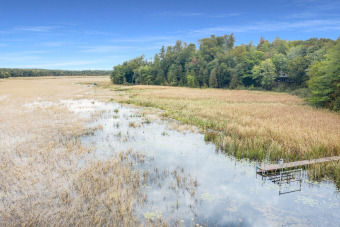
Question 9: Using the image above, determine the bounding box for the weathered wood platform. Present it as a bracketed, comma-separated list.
[257, 156, 340, 172]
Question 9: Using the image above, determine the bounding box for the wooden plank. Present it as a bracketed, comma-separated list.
[258, 156, 340, 172]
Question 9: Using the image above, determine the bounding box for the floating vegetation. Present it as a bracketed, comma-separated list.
[83, 124, 103, 136]
[296, 196, 319, 207]
[161, 131, 169, 136]
[129, 121, 140, 128]
[200, 193, 216, 202]
[144, 118, 152, 124]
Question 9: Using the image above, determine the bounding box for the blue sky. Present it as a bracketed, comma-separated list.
[0, 0, 339, 70]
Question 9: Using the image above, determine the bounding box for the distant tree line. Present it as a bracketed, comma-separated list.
[0, 68, 111, 78]
[0, 71, 11, 78]
[110, 34, 340, 111]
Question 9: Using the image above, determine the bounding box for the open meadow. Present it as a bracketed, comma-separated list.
[1, 76, 340, 226]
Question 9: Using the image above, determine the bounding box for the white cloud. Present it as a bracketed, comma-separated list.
[0, 51, 49, 61]
[79, 45, 134, 53]
[286, 12, 318, 19]
[156, 12, 205, 17]
[110, 35, 182, 43]
[18, 60, 103, 69]
[190, 19, 340, 35]
[155, 12, 240, 18]
[0, 31, 10, 34]
[0, 55, 42, 61]
[15, 26, 59, 32]
[40, 41, 73, 47]
[211, 13, 241, 18]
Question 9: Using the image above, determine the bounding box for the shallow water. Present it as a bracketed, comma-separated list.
[56, 99, 340, 226]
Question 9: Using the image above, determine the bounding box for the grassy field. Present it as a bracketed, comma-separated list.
[104, 85, 340, 159]
[99, 82, 340, 184]
[0, 77, 161, 226]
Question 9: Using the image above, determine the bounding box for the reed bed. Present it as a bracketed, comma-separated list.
[113, 85, 340, 160]
[0, 77, 161, 226]
[106, 84, 340, 185]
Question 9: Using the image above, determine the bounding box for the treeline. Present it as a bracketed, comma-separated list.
[110, 34, 340, 111]
[0, 71, 11, 78]
[0, 68, 111, 77]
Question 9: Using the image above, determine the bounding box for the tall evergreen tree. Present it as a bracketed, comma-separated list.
[209, 69, 218, 88]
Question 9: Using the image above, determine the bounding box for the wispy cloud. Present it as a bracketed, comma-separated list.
[0, 30, 11, 34]
[155, 12, 240, 18]
[18, 60, 103, 69]
[110, 36, 181, 43]
[79, 45, 134, 53]
[211, 13, 241, 18]
[0, 51, 49, 61]
[286, 0, 340, 10]
[82, 30, 111, 36]
[156, 12, 205, 17]
[293, 0, 321, 5]
[40, 41, 73, 47]
[286, 12, 319, 19]
[15, 26, 59, 32]
[190, 19, 340, 35]
[0, 55, 42, 61]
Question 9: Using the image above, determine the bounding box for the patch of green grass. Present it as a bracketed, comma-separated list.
[161, 131, 168, 136]
[204, 131, 218, 143]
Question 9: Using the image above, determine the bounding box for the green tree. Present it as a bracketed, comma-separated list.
[168, 64, 178, 85]
[187, 70, 199, 88]
[203, 68, 210, 87]
[251, 59, 276, 90]
[154, 70, 166, 85]
[272, 37, 289, 55]
[287, 56, 309, 86]
[229, 76, 239, 89]
[308, 39, 340, 110]
[272, 53, 288, 74]
[209, 69, 218, 88]
[197, 67, 204, 87]
[0, 71, 11, 78]
[287, 45, 306, 60]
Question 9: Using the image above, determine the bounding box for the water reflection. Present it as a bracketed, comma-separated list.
[62, 99, 340, 226]
[257, 169, 303, 195]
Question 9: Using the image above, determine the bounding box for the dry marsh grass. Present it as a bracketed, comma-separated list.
[112, 85, 340, 161]
[0, 77, 160, 226]
[107, 85, 340, 185]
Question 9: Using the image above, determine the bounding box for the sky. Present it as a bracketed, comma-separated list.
[0, 0, 339, 70]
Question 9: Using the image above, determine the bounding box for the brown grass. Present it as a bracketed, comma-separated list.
[108, 85, 340, 162]
[0, 77, 154, 226]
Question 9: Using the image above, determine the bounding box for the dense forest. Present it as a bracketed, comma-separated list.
[0, 71, 11, 78]
[110, 35, 340, 111]
[0, 68, 110, 78]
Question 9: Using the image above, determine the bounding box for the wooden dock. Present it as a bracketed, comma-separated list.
[257, 156, 340, 172]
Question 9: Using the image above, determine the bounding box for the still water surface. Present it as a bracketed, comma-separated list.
[61, 99, 340, 226]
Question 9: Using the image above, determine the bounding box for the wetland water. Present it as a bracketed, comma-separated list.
[46, 99, 340, 226]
